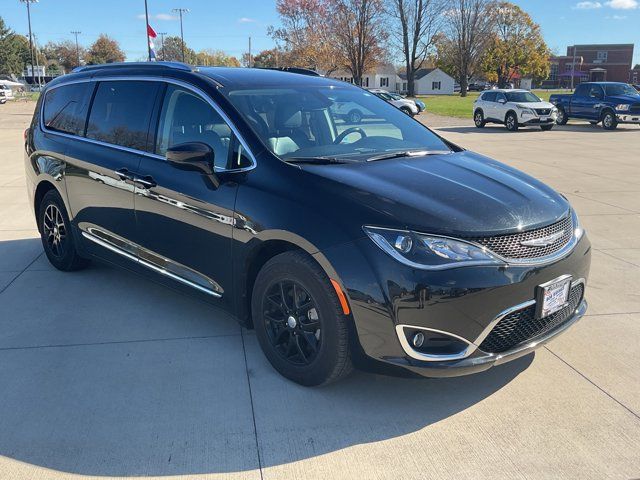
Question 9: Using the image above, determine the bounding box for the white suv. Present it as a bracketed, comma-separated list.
[473, 89, 557, 131]
[367, 89, 419, 117]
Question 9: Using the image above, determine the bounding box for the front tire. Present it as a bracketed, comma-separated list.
[474, 110, 486, 128]
[602, 111, 618, 130]
[505, 112, 519, 131]
[38, 189, 89, 271]
[400, 106, 414, 117]
[252, 251, 352, 386]
[347, 109, 362, 124]
[556, 108, 568, 125]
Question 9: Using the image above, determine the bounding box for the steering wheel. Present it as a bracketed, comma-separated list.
[334, 127, 367, 145]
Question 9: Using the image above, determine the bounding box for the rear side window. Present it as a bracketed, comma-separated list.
[574, 84, 589, 97]
[482, 92, 496, 102]
[43, 82, 93, 136]
[86, 81, 160, 152]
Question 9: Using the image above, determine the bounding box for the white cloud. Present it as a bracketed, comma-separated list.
[136, 13, 178, 21]
[606, 13, 629, 17]
[238, 17, 257, 23]
[605, 0, 638, 8]
[573, 1, 602, 9]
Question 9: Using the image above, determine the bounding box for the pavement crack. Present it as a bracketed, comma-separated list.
[0, 251, 44, 296]
[545, 346, 640, 421]
[241, 328, 264, 480]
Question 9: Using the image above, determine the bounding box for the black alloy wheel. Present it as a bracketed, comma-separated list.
[38, 189, 89, 271]
[252, 251, 352, 386]
[263, 279, 321, 366]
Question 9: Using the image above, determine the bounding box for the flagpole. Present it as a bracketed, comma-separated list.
[144, 0, 151, 61]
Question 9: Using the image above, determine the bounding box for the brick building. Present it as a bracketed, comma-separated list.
[545, 44, 634, 87]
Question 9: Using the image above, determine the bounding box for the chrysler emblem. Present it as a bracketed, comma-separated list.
[520, 230, 565, 247]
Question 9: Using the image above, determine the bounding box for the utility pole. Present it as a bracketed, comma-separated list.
[172, 8, 189, 63]
[71, 31, 81, 68]
[144, 0, 152, 61]
[248, 36, 252, 68]
[158, 32, 167, 61]
[19, 0, 37, 87]
[570, 45, 577, 91]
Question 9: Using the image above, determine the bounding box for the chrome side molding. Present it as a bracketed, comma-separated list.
[81, 226, 223, 298]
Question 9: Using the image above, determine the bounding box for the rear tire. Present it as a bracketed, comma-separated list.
[601, 111, 618, 130]
[505, 112, 519, 131]
[474, 110, 486, 128]
[251, 251, 352, 386]
[38, 189, 89, 271]
[556, 108, 568, 125]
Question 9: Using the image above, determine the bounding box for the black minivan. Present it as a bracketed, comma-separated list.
[25, 62, 590, 386]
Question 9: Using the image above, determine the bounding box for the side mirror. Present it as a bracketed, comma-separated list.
[166, 142, 219, 188]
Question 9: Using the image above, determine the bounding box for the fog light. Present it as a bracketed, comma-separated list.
[394, 235, 413, 253]
[412, 332, 425, 348]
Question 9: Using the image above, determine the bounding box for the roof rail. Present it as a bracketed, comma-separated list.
[72, 61, 196, 74]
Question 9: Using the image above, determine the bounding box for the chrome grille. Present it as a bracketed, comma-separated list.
[467, 215, 573, 260]
[631, 103, 640, 113]
[479, 283, 584, 353]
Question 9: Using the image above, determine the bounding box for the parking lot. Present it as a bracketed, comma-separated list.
[0, 100, 639, 479]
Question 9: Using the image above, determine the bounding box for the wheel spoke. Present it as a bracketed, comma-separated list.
[279, 281, 291, 311]
[299, 331, 318, 353]
[294, 335, 308, 362]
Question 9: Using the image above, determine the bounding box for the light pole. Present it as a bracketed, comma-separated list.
[172, 8, 189, 63]
[19, 0, 38, 87]
[158, 32, 167, 61]
[144, 0, 152, 61]
[71, 31, 81, 68]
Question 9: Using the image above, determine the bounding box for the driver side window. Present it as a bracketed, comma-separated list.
[156, 85, 232, 170]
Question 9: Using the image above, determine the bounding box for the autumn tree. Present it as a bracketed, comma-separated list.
[480, 2, 550, 87]
[195, 49, 240, 67]
[438, 0, 495, 96]
[330, 0, 387, 85]
[43, 40, 86, 72]
[271, 0, 339, 72]
[253, 48, 280, 68]
[158, 36, 196, 64]
[85, 34, 125, 64]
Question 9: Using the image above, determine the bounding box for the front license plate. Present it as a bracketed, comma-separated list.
[539, 116, 549, 121]
[536, 275, 572, 319]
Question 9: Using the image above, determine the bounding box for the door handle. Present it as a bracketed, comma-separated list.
[115, 168, 135, 181]
[133, 175, 157, 189]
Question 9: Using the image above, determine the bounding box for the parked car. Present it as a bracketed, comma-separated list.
[388, 91, 425, 113]
[550, 82, 640, 130]
[0, 84, 13, 100]
[0, 90, 6, 104]
[468, 82, 491, 92]
[25, 62, 590, 386]
[367, 88, 419, 116]
[473, 89, 558, 131]
[454, 83, 461, 93]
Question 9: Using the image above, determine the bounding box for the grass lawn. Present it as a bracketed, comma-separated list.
[416, 89, 570, 118]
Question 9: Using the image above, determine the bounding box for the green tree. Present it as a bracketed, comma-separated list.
[85, 34, 125, 64]
[0, 17, 31, 76]
[158, 35, 196, 64]
[480, 2, 550, 88]
[43, 39, 86, 72]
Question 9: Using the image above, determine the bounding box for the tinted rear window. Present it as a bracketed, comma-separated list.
[482, 92, 496, 102]
[43, 82, 93, 136]
[86, 81, 160, 152]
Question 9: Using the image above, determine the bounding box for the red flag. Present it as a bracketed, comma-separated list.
[147, 24, 157, 38]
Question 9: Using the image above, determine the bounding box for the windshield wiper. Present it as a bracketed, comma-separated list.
[366, 150, 452, 162]
[285, 156, 358, 165]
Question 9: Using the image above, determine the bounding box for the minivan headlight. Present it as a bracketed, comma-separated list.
[364, 227, 504, 270]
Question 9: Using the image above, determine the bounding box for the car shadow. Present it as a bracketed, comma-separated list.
[0, 238, 532, 476]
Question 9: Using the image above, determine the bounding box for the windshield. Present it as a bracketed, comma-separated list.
[225, 86, 450, 161]
[505, 91, 541, 103]
[603, 83, 639, 97]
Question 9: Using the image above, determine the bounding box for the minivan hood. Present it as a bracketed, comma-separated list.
[301, 151, 570, 236]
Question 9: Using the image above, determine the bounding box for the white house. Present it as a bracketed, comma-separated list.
[329, 64, 403, 92]
[400, 68, 456, 95]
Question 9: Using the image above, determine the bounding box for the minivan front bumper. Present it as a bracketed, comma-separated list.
[318, 232, 591, 378]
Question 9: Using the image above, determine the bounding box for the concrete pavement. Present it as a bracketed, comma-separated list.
[0, 102, 639, 479]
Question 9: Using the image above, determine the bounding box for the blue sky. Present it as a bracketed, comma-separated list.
[2, 0, 639, 65]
